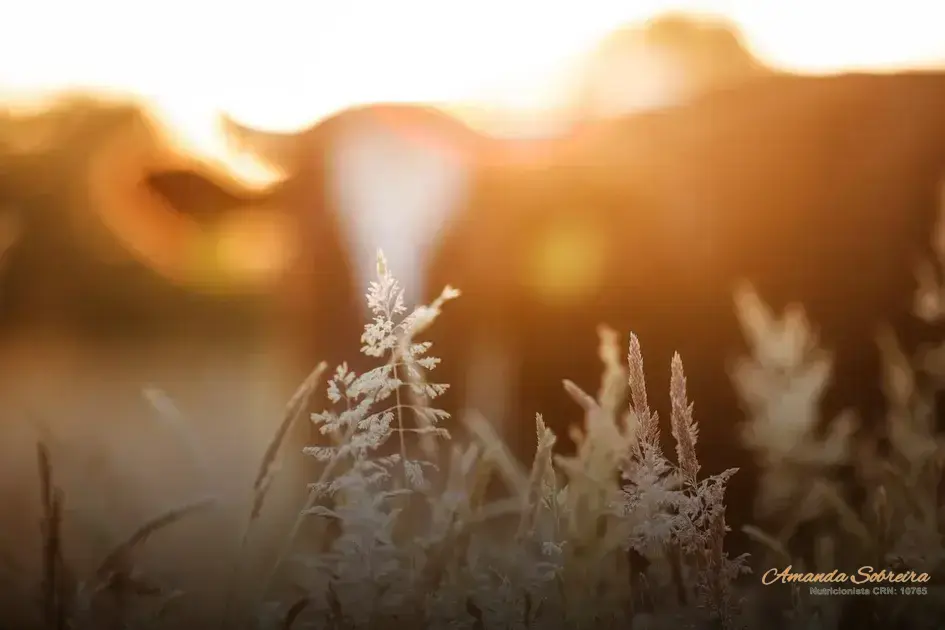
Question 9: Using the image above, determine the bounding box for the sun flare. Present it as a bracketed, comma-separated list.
[2, 0, 945, 184]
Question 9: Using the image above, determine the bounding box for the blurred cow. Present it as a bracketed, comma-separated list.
[221, 104, 566, 377]
[216, 13, 775, 464]
[574, 11, 771, 118]
[426, 71, 945, 562]
[0, 93, 307, 627]
[215, 11, 771, 387]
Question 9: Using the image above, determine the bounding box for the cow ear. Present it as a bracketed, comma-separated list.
[87, 105, 296, 292]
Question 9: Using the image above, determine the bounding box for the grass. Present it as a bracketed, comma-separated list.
[2, 244, 945, 630]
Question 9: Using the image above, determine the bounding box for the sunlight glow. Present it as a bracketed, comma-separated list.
[526, 220, 607, 305]
[2, 0, 945, 183]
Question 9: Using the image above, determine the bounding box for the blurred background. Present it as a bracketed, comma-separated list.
[4, 0, 945, 184]
[2, 1, 945, 626]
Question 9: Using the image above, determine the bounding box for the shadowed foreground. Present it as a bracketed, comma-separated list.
[0, 94, 311, 628]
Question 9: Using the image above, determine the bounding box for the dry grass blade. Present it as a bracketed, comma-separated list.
[37, 439, 72, 630]
[327, 581, 345, 628]
[466, 597, 484, 630]
[150, 590, 185, 622]
[142, 387, 211, 481]
[252, 361, 328, 519]
[741, 525, 792, 564]
[523, 591, 533, 627]
[879, 461, 939, 525]
[563, 379, 600, 416]
[463, 409, 529, 499]
[37, 439, 53, 516]
[94, 496, 215, 583]
[254, 363, 364, 611]
[281, 596, 311, 630]
[221, 361, 328, 630]
[813, 480, 873, 551]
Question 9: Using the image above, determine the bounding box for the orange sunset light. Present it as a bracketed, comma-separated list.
[2, 0, 944, 183]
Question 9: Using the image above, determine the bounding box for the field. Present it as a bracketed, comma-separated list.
[2, 243, 945, 630]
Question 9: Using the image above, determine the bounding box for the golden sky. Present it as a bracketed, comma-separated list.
[2, 0, 944, 181]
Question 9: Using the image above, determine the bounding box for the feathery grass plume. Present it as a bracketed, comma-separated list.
[665, 349, 748, 629]
[549, 328, 638, 629]
[826, 226, 945, 628]
[621, 333, 683, 585]
[516, 414, 558, 541]
[731, 283, 856, 537]
[669, 354, 699, 486]
[246, 249, 761, 629]
[865, 328, 945, 629]
[891, 187, 945, 586]
[628, 333, 661, 457]
[875, 330, 944, 532]
[731, 282, 867, 611]
[547, 328, 748, 629]
[733, 275, 945, 628]
[270, 249, 461, 627]
[620, 336, 682, 558]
